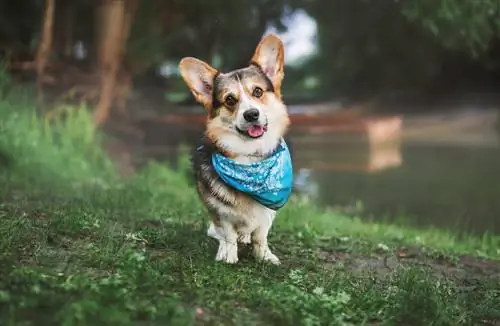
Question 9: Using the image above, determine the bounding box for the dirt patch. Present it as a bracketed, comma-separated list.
[319, 245, 500, 282]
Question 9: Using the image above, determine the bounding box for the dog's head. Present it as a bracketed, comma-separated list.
[179, 33, 290, 159]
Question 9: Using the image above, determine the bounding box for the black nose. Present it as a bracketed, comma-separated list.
[243, 108, 260, 122]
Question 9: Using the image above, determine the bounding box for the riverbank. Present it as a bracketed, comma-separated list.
[1, 91, 499, 325]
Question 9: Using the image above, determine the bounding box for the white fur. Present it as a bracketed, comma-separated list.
[207, 201, 280, 265]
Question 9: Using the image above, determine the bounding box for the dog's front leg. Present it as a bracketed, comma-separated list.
[209, 220, 239, 264]
[252, 211, 280, 265]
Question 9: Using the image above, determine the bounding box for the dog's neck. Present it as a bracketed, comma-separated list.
[205, 136, 280, 164]
[232, 152, 271, 164]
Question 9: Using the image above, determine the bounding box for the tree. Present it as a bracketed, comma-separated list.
[297, 0, 443, 97]
[401, 0, 500, 57]
[153, 0, 287, 70]
[93, 0, 138, 126]
[35, 0, 55, 105]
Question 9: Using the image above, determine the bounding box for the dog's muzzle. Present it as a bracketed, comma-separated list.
[237, 109, 267, 138]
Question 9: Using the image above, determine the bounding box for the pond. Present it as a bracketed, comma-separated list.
[136, 106, 500, 235]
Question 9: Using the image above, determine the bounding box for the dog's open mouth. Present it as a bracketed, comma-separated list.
[237, 124, 268, 139]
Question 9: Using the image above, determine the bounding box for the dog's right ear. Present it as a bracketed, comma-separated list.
[179, 57, 218, 108]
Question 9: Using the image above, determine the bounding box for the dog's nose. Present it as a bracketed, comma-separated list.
[243, 108, 260, 122]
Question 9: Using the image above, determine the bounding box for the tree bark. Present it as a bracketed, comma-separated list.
[35, 0, 56, 105]
[93, 0, 126, 126]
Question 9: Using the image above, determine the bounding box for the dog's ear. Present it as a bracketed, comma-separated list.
[179, 57, 218, 108]
[251, 33, 285, 90]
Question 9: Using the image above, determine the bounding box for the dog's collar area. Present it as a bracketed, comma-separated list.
[210, 138, 293, 210]
[198, 135, 278, 160]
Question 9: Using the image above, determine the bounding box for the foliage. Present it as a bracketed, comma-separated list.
[401, 0, 500, 57]
[293, 0, 446, 97]
[0, 1, 41, 48]
[159, 0, 287, 71]
[3, 0, 500, 100]
[0, 91, 116, 189]
[0, 60, 12, 95]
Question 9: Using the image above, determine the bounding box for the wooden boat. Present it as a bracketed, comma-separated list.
[142, 111, 403, 144]
[138, 109, 404, 173]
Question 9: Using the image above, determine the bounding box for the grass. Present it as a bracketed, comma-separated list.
[0, 84, 500, 325]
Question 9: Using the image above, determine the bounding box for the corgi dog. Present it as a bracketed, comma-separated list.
[178, 33, 293, 265]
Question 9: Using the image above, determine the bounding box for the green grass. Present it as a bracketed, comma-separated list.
[0, 86, 500, 326]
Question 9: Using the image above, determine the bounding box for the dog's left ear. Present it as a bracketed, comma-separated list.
[251, 33, 285, 90]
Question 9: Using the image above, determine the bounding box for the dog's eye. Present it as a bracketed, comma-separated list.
[224, 95, 237, 107]
[252, 87, 263, 98]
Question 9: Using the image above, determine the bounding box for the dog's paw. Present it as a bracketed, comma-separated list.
[216, 242, 239, 264]
[237, 233, 251, 244]
[218, 254, 239, 264]
[254, 246, 281, 265]
[261, 252, 281, 265]
[216, 251, 239, 264]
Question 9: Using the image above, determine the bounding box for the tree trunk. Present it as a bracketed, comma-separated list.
[93, 0, 126, 126]
[35, 0, 56, 105]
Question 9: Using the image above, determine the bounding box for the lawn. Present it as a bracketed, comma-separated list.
[0, 85, 499, 326]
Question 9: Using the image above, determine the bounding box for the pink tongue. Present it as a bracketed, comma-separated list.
[247, 125, 265, 137]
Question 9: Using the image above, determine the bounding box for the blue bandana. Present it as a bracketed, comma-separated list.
[211, 139, 293, 210]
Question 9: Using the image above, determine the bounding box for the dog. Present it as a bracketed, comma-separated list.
[178, 33, 293, 265]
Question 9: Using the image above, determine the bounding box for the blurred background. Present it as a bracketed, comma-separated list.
[2, 0, 500, 234]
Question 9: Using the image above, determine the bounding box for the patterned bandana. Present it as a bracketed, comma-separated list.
[211, 139, 293, 210]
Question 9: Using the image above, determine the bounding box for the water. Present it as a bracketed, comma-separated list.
[137, 107, 500, 235]
[312, 144, 500, 234]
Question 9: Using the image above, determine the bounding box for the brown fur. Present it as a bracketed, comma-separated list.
[179, 33, 290, 264]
